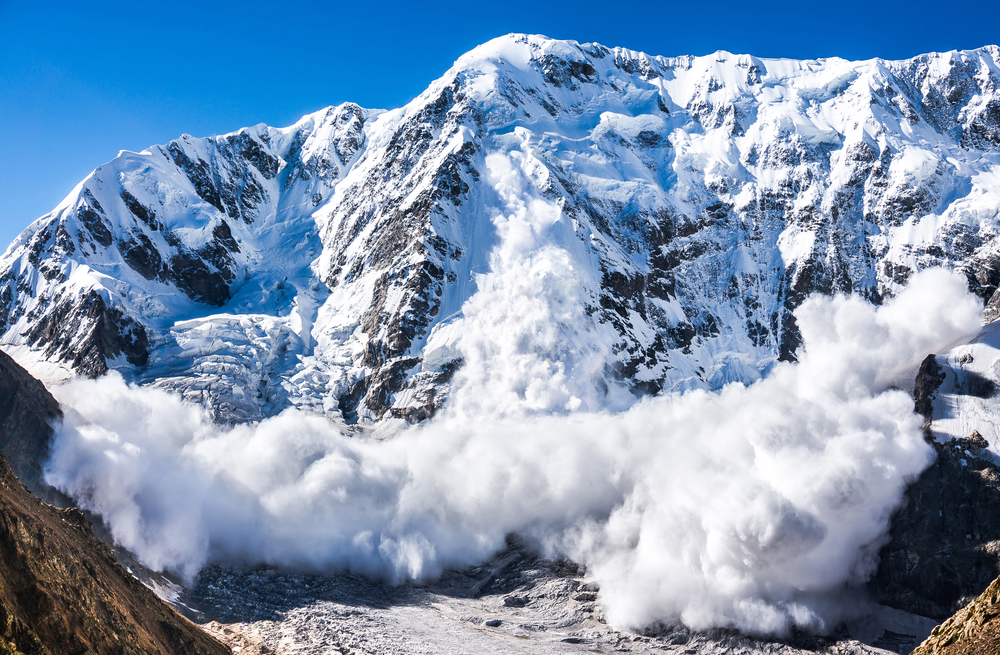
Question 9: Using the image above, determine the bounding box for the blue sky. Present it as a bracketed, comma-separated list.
[1, 0, 997, 248]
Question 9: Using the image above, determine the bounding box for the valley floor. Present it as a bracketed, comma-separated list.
[176, 541, 932, 655]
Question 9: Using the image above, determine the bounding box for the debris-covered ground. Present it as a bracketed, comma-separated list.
[182, 538, 931, 655]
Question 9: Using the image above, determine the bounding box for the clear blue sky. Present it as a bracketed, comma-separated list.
[1, 0, 997, 249]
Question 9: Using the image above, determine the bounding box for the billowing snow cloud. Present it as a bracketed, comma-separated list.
[43, 267, 982, 635]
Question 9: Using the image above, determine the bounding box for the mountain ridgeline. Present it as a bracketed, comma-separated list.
[3, 35, 1000, 423]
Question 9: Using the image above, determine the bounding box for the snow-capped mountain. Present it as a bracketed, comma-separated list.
[3, 34, 1000, 423]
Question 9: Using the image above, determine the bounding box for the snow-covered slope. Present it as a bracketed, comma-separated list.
[921, 319, 1000, 452]
[4, 34, 1000, 423]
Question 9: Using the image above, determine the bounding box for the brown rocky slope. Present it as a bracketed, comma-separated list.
[912, 574, 1000, 655]
[0, 348, 229, 655]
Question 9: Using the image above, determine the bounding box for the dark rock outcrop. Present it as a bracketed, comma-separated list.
[868, 359, 1000, 620]
[0, 350, 63, 504]
[24, 290, 149, 377]
[914, 354, 947, 424]
[868, 433, 1000, 620]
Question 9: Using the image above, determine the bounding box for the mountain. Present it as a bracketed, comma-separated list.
[0, 349, 229, 655]
[3, 34, 1000, 426]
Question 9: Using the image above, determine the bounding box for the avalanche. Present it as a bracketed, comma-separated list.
[45, 269, 982, 634]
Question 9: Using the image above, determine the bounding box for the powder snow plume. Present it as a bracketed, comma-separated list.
[44, 268, 980, 635]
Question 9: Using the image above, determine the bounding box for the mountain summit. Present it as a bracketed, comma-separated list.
[3, 34, 1000, 423]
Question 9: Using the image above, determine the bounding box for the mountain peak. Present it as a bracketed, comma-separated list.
[3, 37, 1000, 423]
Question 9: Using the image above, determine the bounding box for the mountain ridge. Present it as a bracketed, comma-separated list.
[4, 33, 1000, 425]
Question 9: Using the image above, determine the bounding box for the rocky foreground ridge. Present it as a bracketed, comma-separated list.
[0, 349, 229, 655]
[4, 35, 1000, 423]
[911, 574, 1000, 655]
[913, 578, 1000, 655]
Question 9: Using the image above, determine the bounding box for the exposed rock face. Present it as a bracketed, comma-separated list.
[0, 350, 62, 502]
[0, 451, 230, 655]
[868, 430, 1000, 620]
[912, 574, 1000, 655]
[5, 36, 1000, 426]
[868, 347, 1000, 622]
[913, 354, 947, 424]
[24, 290, 150, 378]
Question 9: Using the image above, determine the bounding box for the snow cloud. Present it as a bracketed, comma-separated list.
[43, 267, 982, 635]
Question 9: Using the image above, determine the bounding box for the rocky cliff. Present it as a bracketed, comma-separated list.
[0, 350, 62, 502]
[912, 573, 1000, 654]
[0, 351, 229, 655]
